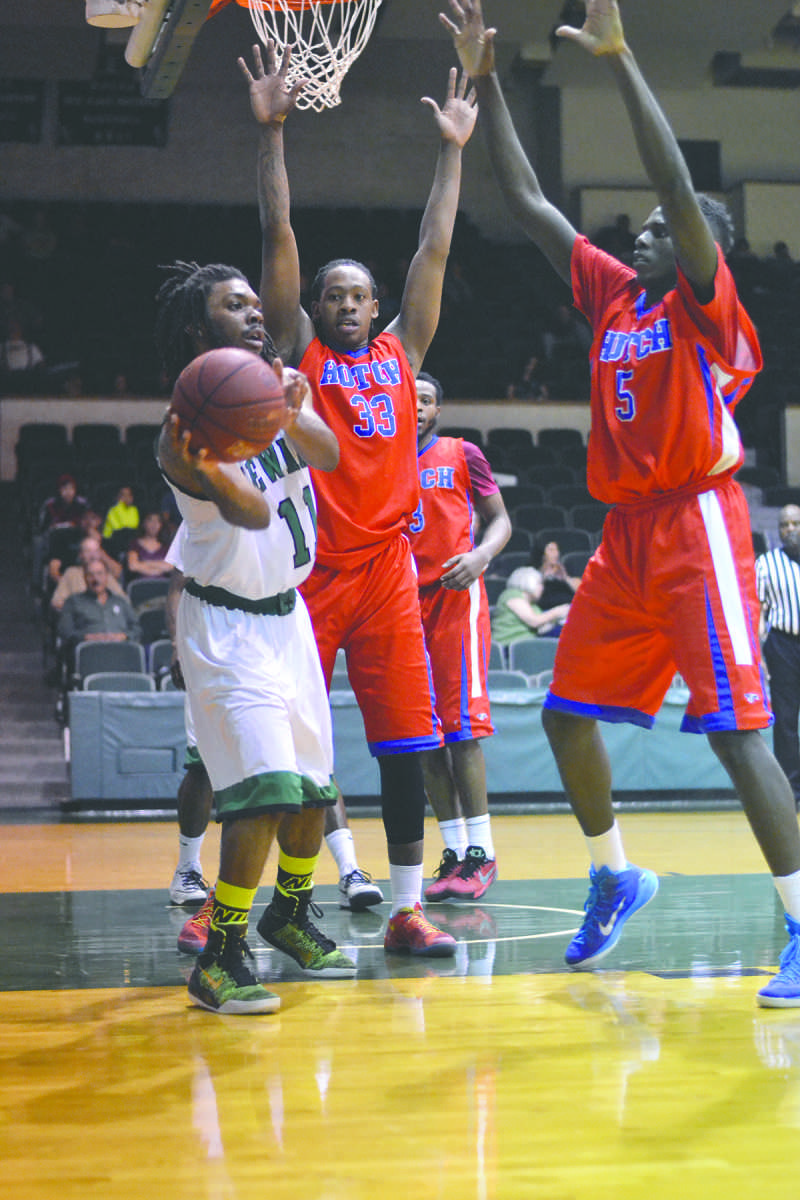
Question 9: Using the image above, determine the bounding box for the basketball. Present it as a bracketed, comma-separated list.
[170, 347, 288, 462]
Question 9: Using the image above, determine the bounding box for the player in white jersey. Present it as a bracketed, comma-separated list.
[156, 259, 354, 1014]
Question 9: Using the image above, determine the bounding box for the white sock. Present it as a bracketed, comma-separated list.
[390, 863, 424, 915]
[465, 814, 494, 859]
[773, 870, 800, 924]
[326, 827, 358, 879]
[585, 821, 627, 874]
[438, 817, 467, 858]
[177, 833, 205, 872]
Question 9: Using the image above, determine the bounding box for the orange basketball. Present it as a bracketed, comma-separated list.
[170, 347, 288, 463]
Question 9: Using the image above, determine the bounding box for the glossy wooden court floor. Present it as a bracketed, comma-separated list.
[3, 811, 800, 1200]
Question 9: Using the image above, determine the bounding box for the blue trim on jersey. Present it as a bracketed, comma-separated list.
[697, 344, 716, 433]
[417, 435, 439, 460]
[444, 727, 492, 744]
[704, 584, 736, 726]
[458, 638, 474, 738]
[680, 709, 773, 734]
[635, 290, 661, 320]
[543, 691, 655, 729]
[368, 733, 443, 756]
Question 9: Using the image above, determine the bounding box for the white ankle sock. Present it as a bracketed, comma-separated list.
[390, 863, 424, 915]
[585, 821, 627, 874]
[465, 814, 494, 859]
[177, 833, 204, 871]
[326, 827, 358, 878]
[773, 870, 800, 924]
[438, 817, 467, 858]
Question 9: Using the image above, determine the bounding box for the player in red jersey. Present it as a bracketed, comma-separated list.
[412, 372, 511, 900]
[443, 0, 800, 1004]
[238, 42, 477, 955]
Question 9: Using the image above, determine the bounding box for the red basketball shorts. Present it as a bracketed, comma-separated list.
[545, 478, 772, 732]
[418, 577, 494, 742]
[301, 535, 442, 755]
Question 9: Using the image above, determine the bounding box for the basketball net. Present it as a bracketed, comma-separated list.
[245, 0, 384, 112]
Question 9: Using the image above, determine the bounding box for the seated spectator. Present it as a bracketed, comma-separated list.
[592, 212, 636, 264]
[102, 484, 139, 541]
[126, 510, 171, 579]
[46, 509, 123, 590]
[540, 302, 592, 398]
[491, 566, 571, 646]
[50, 535, 127, 612]
[39, 474, 90, 534]
[505, 352, 550, 401]
[535, 539, 582, 608]
[0, 317, 46, 394]
[57, 559, 140, 673]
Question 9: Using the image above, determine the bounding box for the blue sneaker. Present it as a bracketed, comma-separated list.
[565, 863, 659, 969]
[757, 915, 800, 1008]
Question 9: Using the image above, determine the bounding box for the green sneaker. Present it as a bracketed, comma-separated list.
[188, 929, 280, 1015]
[257, 901, 357, 978]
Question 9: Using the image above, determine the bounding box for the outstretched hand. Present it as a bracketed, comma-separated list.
[237, 42, 308, 125]
[439, 0, 496, 79]
[555, 0, 627, 56]
[421, 67, 477, 148]
[274, 360, 310, 432]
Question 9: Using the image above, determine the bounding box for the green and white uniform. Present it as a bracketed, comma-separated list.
[165, 435, 336, 818]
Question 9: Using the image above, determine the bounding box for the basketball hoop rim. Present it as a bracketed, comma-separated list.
[257, 0, 354, 9]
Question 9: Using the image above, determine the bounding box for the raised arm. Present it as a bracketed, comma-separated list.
[238, 43, 315, 364]
[440, 1, 577, 286]
[556, 0, 717, 292]
[385, 68, 477, 375]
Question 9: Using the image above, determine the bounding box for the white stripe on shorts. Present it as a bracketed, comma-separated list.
[468, 579, 482, 699]
[697, 489, 753, 666]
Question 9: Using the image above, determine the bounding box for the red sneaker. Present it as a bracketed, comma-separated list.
[384, 904, 456, 957]
[446, 846, 498, 900]
[423, 848, 463, 901]
[177, 888, 215, 955]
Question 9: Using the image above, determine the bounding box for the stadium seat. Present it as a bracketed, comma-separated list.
[127, 577, 170, 610]
[73, 640, 147, 687]
[83, 671, 156, 692]
[507, 637, 559, 675]
[512, 504, 568, 533]
[487, 669, 530, 690]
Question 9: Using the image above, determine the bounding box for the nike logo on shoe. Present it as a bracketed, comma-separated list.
[597, 900, 625, 938]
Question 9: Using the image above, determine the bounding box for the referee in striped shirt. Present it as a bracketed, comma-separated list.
[756, 505, 800, 809]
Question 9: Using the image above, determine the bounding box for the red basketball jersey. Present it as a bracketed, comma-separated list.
[572, 236, 762, 505]
[411, 436, 498, 587]
[299, 331, 420, 566]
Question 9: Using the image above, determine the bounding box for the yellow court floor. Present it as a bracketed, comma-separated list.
[2, 811, 800, 1200]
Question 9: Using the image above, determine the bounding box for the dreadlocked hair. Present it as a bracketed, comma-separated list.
[154, 260, 277, 384]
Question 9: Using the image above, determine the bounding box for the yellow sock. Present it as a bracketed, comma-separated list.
[211, 879, 257, 934]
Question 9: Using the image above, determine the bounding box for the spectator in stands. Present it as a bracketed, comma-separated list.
[0, 317, 46, 393]
[102, 484, 139, 540]
[505, 350, 550, 401]
[756, 505, 800, 811]
[491, 566, 571, 646]
[535, 539, 582, 608]
[126, 510, 171, 579]
[56, 559, 140, 681]
[50, 535, 127, 613]
[46, 511, 122, 593]
[765, 240, 796, 291]
[38, 474, 90, 535]
[592, 212, 636, 264]
[540, 301, 592, 398]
